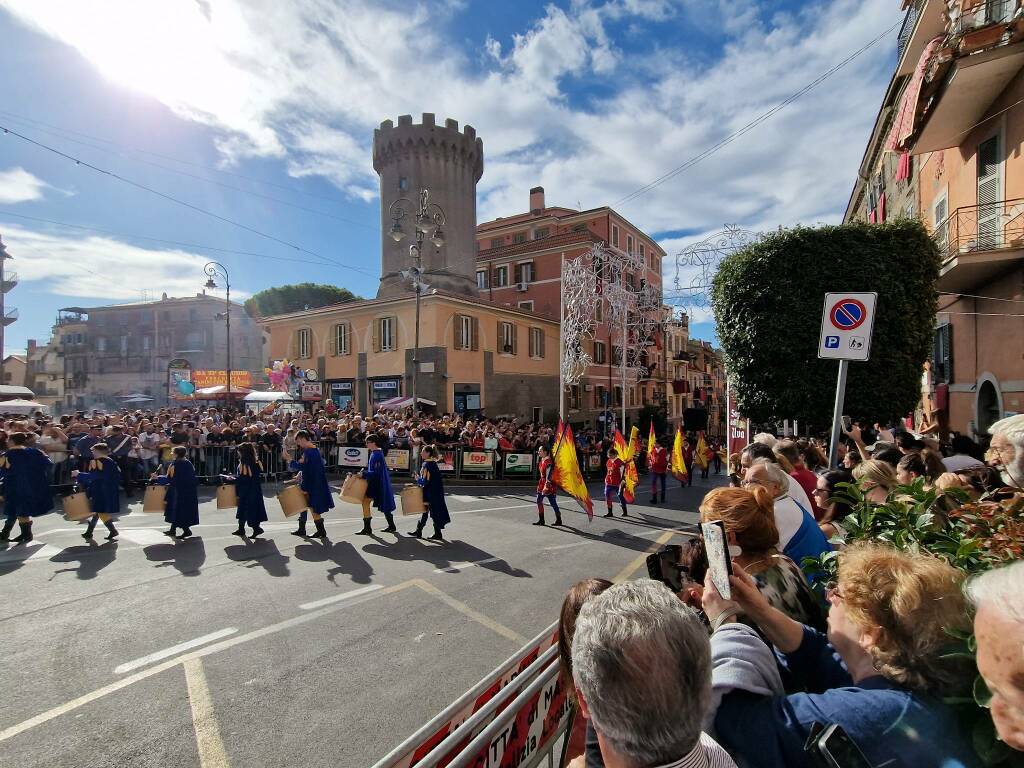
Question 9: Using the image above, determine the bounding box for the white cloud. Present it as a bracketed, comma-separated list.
[1, 224, 247, 301]
[0, 167, 53, 203]
[0, 0, 902, 252]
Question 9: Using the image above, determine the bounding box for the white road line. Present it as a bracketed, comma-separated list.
[542, 542, 587, 552]
[183, 658, 230, 768]
[114, 528, 169, 546]
[298, 584, 383, 611]
[114, 628, 239, 675]
[0, 543, 61, 565]
[434, 556, 503, 574]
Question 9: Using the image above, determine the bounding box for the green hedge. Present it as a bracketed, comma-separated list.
[710, 221, 939, 425]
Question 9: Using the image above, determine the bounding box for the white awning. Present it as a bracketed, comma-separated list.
[378, 395, 437, 410]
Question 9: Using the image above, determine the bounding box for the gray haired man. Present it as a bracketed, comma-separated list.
[989, 413, 1024, 488]
[571, 580, 737, 768]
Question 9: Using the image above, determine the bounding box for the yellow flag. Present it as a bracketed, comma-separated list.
[646, 422, 656, 456]
[695, 433, 710, 470]
[671, 426, 688, 481]
[553, 423, 593, 520]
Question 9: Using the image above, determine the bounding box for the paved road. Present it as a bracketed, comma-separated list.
[0, 473, 724, 767]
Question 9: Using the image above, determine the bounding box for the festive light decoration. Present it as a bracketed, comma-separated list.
[672, 224, 760, 317]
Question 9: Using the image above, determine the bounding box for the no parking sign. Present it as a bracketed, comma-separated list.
[818, 292, 877, 361]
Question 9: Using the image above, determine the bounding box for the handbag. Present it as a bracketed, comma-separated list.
[63, 489, 93, 521]
[216, 484, 238, 510]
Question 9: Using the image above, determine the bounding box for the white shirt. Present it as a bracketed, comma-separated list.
[773, 495, 805, 551]
[654, 732, 738, 768]
[786, 474, 813, 516]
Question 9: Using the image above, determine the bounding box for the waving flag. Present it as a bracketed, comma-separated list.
[646, 422, 656, 457]
[552, 421, 593, 520]
[613, 427, 640, 503]
[695, 432, 711, 470]
[671, 426, 688, 482]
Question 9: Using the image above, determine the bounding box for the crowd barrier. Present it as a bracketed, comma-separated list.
[372, 621, 571, 768]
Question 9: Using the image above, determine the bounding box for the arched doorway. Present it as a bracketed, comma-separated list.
[977, 378, 1002, 435]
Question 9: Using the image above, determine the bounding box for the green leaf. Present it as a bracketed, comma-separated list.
[974, 674, 992, 708]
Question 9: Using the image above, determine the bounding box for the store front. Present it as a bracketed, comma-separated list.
[453, 383, 482, 417]
[369, 377, 402, 409]
[328, 380, 354, 410]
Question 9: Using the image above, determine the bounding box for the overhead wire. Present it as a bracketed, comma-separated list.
[0, 123, 377, 278]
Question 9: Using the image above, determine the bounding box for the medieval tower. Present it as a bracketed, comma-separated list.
[372, 113, 484, 298]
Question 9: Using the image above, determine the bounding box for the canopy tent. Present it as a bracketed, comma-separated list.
[243, 391, 296, 402]
[378, 395, 437, 411]
[117, 392, 151, 399]
[0, 385, 36, 399]
[0, 398, 50, 415]
[194, 384, 253, 398]
[120, 395, 154, 404]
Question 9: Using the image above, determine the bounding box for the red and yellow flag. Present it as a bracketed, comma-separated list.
[553, 422, 593, 520]
[646, 422, 656, 456]
[613, 427, 640, 503]
[671, 426, 688, 482]
[695, 432, 710, 470]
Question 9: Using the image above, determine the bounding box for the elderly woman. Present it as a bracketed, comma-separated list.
[705, 543, 977, 768]
[852, 458, 897, 504]
[742, 458, 830, 564]
[699, 487, 825, 631]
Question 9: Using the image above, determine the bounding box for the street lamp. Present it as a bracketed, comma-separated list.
[203, 261, 232, 410]
[388, 189, 446, 412]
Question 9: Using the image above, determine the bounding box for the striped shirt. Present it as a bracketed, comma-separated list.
[654, 732, 738, 768]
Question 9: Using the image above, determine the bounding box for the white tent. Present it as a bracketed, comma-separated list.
[378, 395, 437, 410]
[243, 391, 296, 402]
[0, 398, 50, 415]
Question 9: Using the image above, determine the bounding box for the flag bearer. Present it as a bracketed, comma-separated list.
[533, 444, 563, 527]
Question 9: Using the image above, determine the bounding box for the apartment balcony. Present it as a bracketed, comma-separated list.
[896, 0, 949, 77]
[0, 271, 17, 293]
[1, 308, 17, 326]
[934, 197, 1024, 291]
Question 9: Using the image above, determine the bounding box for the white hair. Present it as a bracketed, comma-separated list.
[750, 457, 791, 496]
[572, 580, 710, 766]
[752, 432, 777, 449]
[968, 561, 1024, 624]
[990, 413, 1024, 446]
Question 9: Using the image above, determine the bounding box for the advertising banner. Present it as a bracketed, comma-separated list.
[301, 382, 323, 401]
[461, 450, 494, 473]
[438, 450, 457, 473]
[191, 370, 254, 389]
[385, 449, 410, 471]
[337, 446, 369, 468]
[503, 453, 534, 475]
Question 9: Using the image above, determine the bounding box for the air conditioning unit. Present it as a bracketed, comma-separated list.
[516, 281, 529, 292]
[584, 384, 593, 392]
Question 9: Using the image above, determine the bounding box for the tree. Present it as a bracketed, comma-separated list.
[710, 221, 940, 426]
[244, 283, 360, 318]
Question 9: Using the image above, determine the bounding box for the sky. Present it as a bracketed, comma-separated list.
[0, 0, 903, 355]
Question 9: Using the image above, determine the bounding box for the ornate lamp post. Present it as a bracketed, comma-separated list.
[387, 189, 446, 411]
[203, 261, 232, 409]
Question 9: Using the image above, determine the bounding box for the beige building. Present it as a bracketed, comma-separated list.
[665, 313, 690, 428]
[2, 354, 26, 388]
[263, 290, 560, 419]
[25, 337, 63, 410]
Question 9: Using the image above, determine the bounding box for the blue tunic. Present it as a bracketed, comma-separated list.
[288, 447, 334, 515]
[0, 447, 54, 519]
[76, 457, 122, 516]
[418, 460, 450, 529]
[227, 461, 268, 526]
[783, 500, 832, 568]
[364, 449, 396, 515]
[156, 459, 200, 527]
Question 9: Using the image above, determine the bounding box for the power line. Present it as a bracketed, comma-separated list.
[614, 19, 902, 207]
[0, 124, 377, 278]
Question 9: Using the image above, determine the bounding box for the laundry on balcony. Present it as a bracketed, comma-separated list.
[886, 35, 944, 152]
[671, 379, 689, 394]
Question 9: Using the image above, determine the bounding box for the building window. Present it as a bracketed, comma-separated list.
[625, 272, 635, 291]
[572, 223, 588, 232]
[517, 301, 534, 311]
[595, 299, 603, 322]
[612, 224, 619, 248]
[614, 385, 623, 406]
[627, 234, 634, 254]
[594, 385, 606, 408]
[476, 270, 488, 289]
[499, 321, 517, 355]
[375, 316, 396, 352]
[296, 328, 312, 359]
[399, 176, 409, 191]
[516, 262, 534, 285]
[533, 227, 550, 240]
[96, 336, 106, 352]
[529, 327, 545, 358]
[490, 237, 504, 249]
[594, 340, 606, 364]
[332, 323, 350, 356]
[495, 265, 508, 287]
[629, 386, 637, 407]
[639, 243, 645, 258]
[142, 335, 151, 351]
[612, 345, 622, 365]
[455, 315, 478, 351]
[120, 336, 128, 354]
[568, 385, 581, 411]
[512, 232, 527, 244]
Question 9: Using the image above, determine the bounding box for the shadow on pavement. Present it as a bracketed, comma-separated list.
[143, 537, 207, 577]
[363, 535, 531, 578]
[293, 538, 374, 585]
[223, 538, 291, 577]
[49, 540, 119, 580]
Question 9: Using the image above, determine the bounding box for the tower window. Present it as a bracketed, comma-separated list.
[398, 177, 409, 191]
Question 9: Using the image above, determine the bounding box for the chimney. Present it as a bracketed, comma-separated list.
[529, 186, 545, 215]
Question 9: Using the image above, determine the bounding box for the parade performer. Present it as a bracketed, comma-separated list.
[0, 431, 54, 544]
[221, 442, 268, 538]
[648, 436, 669, 505]
[682, 437, 695, 487]
[603, 446, 628, 518]
[288, 430, 333, 539]
[533, 444, 563, 527]
[410, 445, 450, 541]
[73, 442, 122, 541]
[357, 434, 396, 535]
[153, 445, 200, 539]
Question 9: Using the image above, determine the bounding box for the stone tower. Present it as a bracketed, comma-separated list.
[373, 114, 484, 298]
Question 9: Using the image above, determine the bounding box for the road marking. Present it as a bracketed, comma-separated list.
[115, 528, 170, 546]
[410, 579, 526, 644]
[183, 658, 230, 768]
[450, 494, 480, 503]
[114, 628, 239, 675]
[434, 556, 503, 574]
[613, 530, 677, 583]
[0, 543, 61, 565]
[543, 542, 587, 552]
[298, 584, 383, 611]
[0, 579, 419, 744]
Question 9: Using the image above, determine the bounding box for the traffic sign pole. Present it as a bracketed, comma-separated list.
[828, 359, 849, 468]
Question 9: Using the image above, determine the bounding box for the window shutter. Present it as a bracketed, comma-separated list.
[539, 329, 545, 358]
[390, 316, 398, 350]
[372, 318, 381, 353]
[497, 320, 503, 352]
[471, 317, 479, 351]
[329, 326, 337, 356]
[514, 263, 521, 284]
[343, 323, 350, 355]
[452, 316, 461, 350]
[512, 324, 518, 355]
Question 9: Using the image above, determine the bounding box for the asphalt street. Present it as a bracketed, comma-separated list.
[0, 472, 724, 767]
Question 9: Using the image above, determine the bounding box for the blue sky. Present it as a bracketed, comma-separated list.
[0, 0, 902, 354]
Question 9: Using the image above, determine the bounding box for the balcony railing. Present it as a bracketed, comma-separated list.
[898, 1, 922, 60]
[934, 197, 1024, 259]
[953, 0, 1017, 36]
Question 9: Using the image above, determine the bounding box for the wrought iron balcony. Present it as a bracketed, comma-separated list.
[898, 1, 922, 60]
[933, 197, 1024, 259]
[952, 0, 1017, 38]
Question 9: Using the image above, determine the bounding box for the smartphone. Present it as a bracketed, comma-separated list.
[816, 724, 871, 768]
[700, 520, 733, 600]
[841, 415, 852, 432]
[646, 544, 686, 592]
